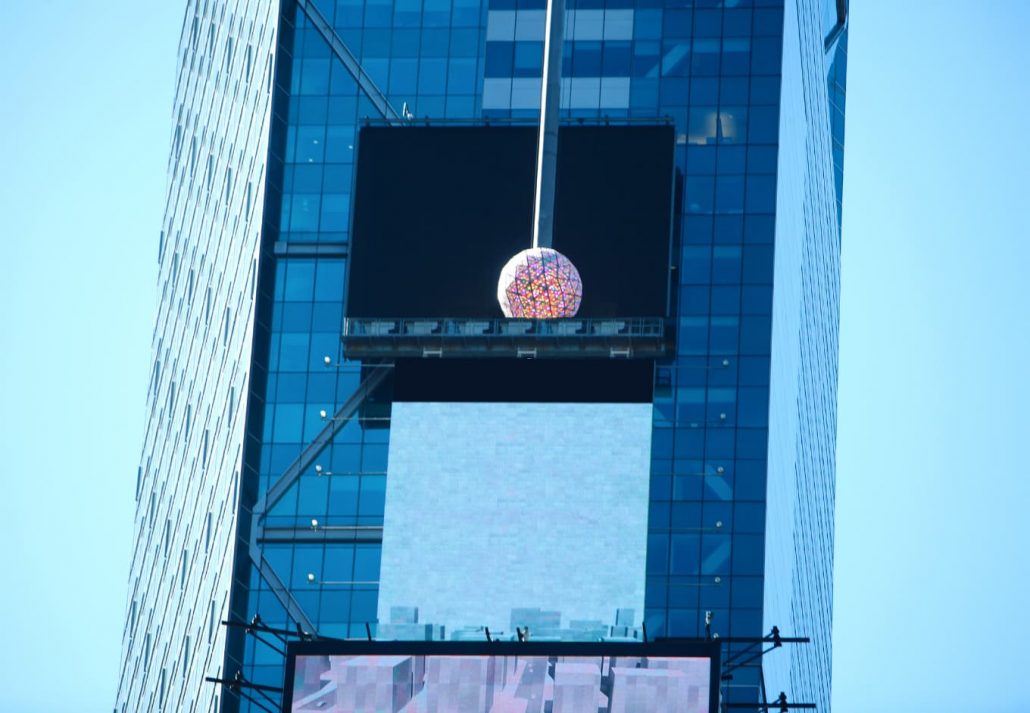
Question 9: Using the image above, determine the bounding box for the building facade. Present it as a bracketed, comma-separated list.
[116, 0, 847, 711]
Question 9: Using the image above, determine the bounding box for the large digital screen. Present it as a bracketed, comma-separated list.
[346, 124, 675, 319]
[284, 641, 719, 713]
[377, 402, 652, 638]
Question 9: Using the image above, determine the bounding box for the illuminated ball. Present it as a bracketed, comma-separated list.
[497, 247, 583, 318]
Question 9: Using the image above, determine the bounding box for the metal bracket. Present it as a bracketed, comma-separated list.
[725, 693, 816, 711]
[709, 628, 816, 712]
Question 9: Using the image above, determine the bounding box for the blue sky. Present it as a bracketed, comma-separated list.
[834, 3, 1030, 712]
[0, 2, 1028, 712]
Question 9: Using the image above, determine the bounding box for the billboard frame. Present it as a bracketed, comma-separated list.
[282, 637, 721, 713]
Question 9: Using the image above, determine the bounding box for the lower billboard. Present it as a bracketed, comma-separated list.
[284, 640, 719, 713]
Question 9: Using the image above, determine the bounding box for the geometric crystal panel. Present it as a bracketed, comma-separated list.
[497, 247, 583, 318]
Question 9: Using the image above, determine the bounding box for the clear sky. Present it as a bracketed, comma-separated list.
[0, 2, 1027, 713]
[834, 3, 1030, 713]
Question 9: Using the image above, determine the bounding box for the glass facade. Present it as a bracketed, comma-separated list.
[114, 2, 280, 712]
[117, 0, 846, 710]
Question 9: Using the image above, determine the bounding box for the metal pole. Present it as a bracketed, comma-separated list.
[531, 0, 565, 249]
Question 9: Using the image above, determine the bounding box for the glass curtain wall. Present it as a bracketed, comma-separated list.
[225, 0, 842, 711]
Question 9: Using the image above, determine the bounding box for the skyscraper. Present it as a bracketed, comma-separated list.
[115, 0, 847, 711]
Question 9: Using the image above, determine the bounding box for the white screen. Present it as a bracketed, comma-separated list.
[377, 402, 653, 637]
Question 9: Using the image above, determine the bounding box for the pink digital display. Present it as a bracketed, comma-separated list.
[289, 652, 712, 713]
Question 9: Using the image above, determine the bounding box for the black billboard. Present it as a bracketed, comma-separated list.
[346, 124, 675, 319]
[283, 639, 719, 713]
[390, 358, 654, 403]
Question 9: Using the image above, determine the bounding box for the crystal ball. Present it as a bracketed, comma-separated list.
[497, 247, 583, 318]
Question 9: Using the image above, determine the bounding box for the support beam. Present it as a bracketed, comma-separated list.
[247, 363, 391, 638]
[253, 363, 391, 517]
[295, 0, 401, 121]
[248, 537, 320, 635]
